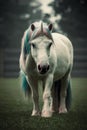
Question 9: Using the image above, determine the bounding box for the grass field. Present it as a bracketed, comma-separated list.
[0, 78, 87, 130]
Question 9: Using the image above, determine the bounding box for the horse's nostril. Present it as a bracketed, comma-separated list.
[47, 65, 49, 71]
[38, 65, 42, 71]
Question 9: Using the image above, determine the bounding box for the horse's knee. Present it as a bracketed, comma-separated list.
[60, 90, 67, 98]
[32, 90, 39, 101]
[32, 91, 38, 97]
[43, 91, 51, 100]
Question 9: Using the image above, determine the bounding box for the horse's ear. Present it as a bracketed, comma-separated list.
[48, 23, 53, 32]
[31, 24, 35, 31]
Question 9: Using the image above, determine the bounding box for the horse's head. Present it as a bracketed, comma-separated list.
[29, 21, 53, 75]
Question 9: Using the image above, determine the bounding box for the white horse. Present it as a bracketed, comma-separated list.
[19, 21, 73, 117]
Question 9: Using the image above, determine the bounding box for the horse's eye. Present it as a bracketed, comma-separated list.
[48, 42, 52, 48]
[31, 43, 36, 48]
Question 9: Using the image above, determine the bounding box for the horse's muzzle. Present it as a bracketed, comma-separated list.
[38, 64, 50, 74]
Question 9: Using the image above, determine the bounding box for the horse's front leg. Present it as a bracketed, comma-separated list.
[42, 74, 53, 117]
[27, 76, 40, 116]
[59, 74, 70, 113]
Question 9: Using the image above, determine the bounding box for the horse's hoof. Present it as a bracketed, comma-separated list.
[41, 110, 52, 117]
[31, 111, 40, 116]
[59, 107, 67, 114]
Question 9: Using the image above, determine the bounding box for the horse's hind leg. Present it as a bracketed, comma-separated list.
[51, 80, 61, 112]
[59, 74, 70, 113]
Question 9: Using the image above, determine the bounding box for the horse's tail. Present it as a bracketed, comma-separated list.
[66, 80, 72, 110]
[53, 79, 72, 111]
[20, 71, 31, 97]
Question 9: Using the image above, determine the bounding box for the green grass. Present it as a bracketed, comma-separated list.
[0, 78, 87, 130]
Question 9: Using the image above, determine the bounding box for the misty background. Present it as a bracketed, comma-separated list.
[0, 0, 87, 77]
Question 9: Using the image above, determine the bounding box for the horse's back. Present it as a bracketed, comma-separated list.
[52, 33, 73, 54]
[52, 33, 73, 64]
[51, 33, 73, 80]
